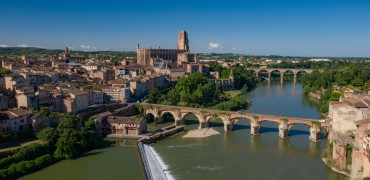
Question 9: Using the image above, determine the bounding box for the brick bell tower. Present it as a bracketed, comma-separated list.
[177, 30, 189, 52]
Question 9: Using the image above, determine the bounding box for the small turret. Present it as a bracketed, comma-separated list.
[137, 43, 140, 49]
[229, 69, 234, 82]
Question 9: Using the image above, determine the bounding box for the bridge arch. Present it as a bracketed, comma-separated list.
[181, 112, 203, 127]
[146, 113, 155, 123]
[285, 122, 313, 141]
[160, 111, 176, 125]
[206, 115, 225, 128]
[257, 69, 269, 79]
[270, 69, 282, 80]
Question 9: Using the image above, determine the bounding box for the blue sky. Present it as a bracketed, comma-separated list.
[0, 0, 369, 57]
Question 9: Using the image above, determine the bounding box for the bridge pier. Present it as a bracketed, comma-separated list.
[250, 121, 260, 135]
[154, 115, 162, 124]
[279, 128, 289, 138]
[309, 126, 320, 142]
[175, 118, 183, 126]
[224, 123, 234, 132]
[293, 73, 297, 84]
[280, 75, 284, 83]
[198, 121, 208, 129]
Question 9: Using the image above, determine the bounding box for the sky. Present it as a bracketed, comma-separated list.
[0, 0, 370, 57]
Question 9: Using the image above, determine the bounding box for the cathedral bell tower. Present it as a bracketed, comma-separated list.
[177, 30, 189, 52]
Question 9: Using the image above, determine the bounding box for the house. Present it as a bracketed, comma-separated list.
[107, 116, 146, 136]
[0, 109, 33, 134]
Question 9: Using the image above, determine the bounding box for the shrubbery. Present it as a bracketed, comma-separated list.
[0, 143, 50, 169]
[213, 96, 248, 111]
[0, 154, 56, 180]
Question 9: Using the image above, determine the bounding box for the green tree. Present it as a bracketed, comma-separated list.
[0, 68, 11, 77]
[54, 115, 87, 159]
[147, 88, 162, 104]
[84, 119, 104, 149]
[36, 127, 58, 146]
[38, 107, 49, 116]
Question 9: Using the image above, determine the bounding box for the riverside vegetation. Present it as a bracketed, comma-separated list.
[0, 115, 105, 179]
[147, 67, 257, 110]
[301, 63, 370, 116]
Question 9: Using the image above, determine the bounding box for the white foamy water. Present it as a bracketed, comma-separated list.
[143, 144, 175, 180]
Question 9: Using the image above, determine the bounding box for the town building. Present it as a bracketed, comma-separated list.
[107, 116, 147, 136]
[0, 109, 33, 134]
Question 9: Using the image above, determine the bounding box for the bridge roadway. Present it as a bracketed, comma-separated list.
[245, 68, 313, 83]
[139, 103, 328, 142]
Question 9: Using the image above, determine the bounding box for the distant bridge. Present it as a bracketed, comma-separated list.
[245, 68, 313, 83]
[138, 103, 328, 142]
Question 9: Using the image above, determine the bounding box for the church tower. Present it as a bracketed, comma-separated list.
[177, 30, 189, 52]
[229, 69, 235, 89]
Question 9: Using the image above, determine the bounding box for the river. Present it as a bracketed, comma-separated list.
[21, 81, 345, 180]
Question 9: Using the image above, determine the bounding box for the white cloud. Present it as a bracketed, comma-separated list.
[80, 44, 90, 49]
[232, 47, 244, 51]
[0, 44, 9, 47]
[91, 47, 98, 51]
[17, 44, 31, 47]
[101, 47, 109, 51]
[208, 42, 223, 50]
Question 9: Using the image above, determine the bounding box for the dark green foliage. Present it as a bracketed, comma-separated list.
[0, 129, 35, 144]
[0, 154, 56, 180]
[0, 68, 11, 77]
[36, 127, 58, 146]
[0, 143, 50, 169]
[214, 97, 247, 111]
[54, 115, 87, 159]
[38, 107, 49, 116]
[147, 88, 162, 104]
[174, 72, 221, 107]
[302, 63, 370, 114]
[83, 119, 104, 150]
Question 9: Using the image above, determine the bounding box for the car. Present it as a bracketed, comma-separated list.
[320, 119, 325, 123]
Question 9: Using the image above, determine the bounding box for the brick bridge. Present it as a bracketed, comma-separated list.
[139, 103, 328, 142]
[245, 68, 313, 83]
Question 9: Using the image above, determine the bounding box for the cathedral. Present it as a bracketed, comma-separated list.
[136, 30, 196, 66]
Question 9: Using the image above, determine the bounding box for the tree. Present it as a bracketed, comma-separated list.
[36, 127, 58, 146]
[54, 115, 87, 159]
[147, 88, 162, 104]
[38, 107, 49, 116]
[84, 119, 103, 149]
[0, 68, 11, 77]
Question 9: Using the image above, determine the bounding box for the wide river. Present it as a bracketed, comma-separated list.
[21, 82, 345, 180]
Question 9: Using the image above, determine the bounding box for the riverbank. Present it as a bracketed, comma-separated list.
[322, 158, 350, 177]
[182, 128, 220, 138]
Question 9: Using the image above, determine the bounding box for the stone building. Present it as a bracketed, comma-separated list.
[0, 109, 33, 134]
[136, 30, 196, 66]
[107, 116, 147, 136]
[102, 86, 131, 103]
[62, 89, 89, 114]
[15, 86, 38, 110]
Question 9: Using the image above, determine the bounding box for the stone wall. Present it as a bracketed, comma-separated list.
[139, 125, 184, 144]
[78, 103, 128, 120]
